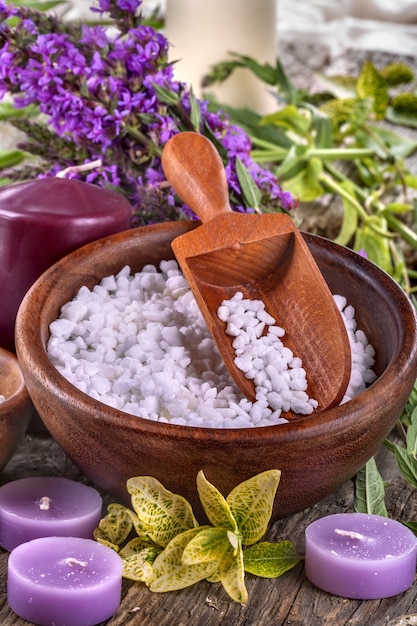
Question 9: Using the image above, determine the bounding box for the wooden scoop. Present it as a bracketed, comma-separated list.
[161, 132, 351, 414]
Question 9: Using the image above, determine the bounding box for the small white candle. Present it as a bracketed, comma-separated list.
[165, 0, 278, 113]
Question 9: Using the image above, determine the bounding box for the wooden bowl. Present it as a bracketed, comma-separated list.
[0, 347, 33, 471]
[14, 222, 417, 520]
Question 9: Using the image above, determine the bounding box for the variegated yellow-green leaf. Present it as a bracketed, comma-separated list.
[196, 471, 237, 532]
[182, 527, 229, 565]
[122, 548, 157, 583]
[243, 540, 300, 578]
[127, 476, 198, 548]
[125, 507, 148, 538]
[149, 527, 218, 592]
[206, 569, 221, 583]
[119, 536, 157, 558]
[95, 537, 120, 552]
[219, 541, 248, 604]
[227, 530, 240, 553]
[226, 469, 281, 546]
[93, 503, 133, 546]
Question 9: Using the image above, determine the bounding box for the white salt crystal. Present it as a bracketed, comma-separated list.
[47, 261, 376, 429]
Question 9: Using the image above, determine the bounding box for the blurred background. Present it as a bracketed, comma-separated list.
[65, 0, 417, 56]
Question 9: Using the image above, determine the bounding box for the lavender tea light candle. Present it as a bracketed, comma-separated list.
[305, 513, 417, 599]
[0, 477, 102, 551]
[8, 536, 122, 626]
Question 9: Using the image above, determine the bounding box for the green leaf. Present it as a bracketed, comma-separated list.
[386, 106, 417, 129]
[93, 503, 133, 546]
[276, 144, 309, 180]
[0, 150, 27, 169]
[367, 125, 417, 158]
[384, 202, 414, 215]
[313, 73, 357, 99]
[189, 87, 201, 132]
[301, 101, 333, 149]
[9, 0, 65, 8]
[196, 471, 237, 532]
[403, 521, 417, 536]
[384, 440, 417, 489]
[354, 457, 387, 516]
[243, 540, 300, 578]
[235, 157, 262, 211]
[353, 218, 392, 274]
[226, 469, 281, 546]
[404, 174, 417, 190]
[150, 82, 180, 106]
[406, 406, 417, 457]
[282, 158, 324, 202]
[0, 102, 38, 121]
[262, 104, 311, 137]
[334, 179, 359, 246]
[272, 58, 298, 104]
[127, 476, 198, 548]
[219, 540, 247, 604]
[228, 53, 280, 87]
[149, 527, 218, 592]
[182, 527, 229, 565]
[356, 61, 389, 119]
[122, 548, 156, 583]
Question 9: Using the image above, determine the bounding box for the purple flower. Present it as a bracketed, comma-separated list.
[0, 0, 294, 223]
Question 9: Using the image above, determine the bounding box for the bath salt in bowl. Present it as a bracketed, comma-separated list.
[14, 222, 417, 520]
[46, 262, 376, 428]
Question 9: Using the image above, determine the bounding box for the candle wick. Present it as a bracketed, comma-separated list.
[334, 528, 365, 540]
[39, 496, 52, 511]
[65, 557, 88, 568]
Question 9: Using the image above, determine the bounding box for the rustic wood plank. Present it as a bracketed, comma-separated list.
[0, 426, 415, 626]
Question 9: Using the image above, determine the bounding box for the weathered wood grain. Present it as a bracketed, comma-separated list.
[0, 426, 414, 626]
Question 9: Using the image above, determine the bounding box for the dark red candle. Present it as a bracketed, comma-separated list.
[0, 177, 132, 352]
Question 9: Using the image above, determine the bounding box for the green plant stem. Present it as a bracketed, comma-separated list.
[326, 161, 417, 249]
[250, 137, 374, 162]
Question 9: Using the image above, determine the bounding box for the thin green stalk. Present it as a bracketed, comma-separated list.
[326, 161, 417, 249]
[250, 136, 374, 162]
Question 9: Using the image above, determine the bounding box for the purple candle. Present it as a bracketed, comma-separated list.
[0, 176, 132, 352]
[0, 477, 102, 551]
[305, 513, 417, 599]
[8, 536, 122, 626]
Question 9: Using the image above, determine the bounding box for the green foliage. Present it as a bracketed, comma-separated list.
[353, 457, 387, 516]
[385, 404, 417, 491]
[94, 469, 300, 604]
[205, 55, 417, 292]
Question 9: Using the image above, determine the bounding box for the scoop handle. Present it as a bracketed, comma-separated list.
[161, 132, 232, 222]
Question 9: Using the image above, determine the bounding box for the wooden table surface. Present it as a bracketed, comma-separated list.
[1, 42, 417, 625]
[0, 430, 415, 626]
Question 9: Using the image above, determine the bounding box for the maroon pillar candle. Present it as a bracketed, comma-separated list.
[0, 177, 132, 352]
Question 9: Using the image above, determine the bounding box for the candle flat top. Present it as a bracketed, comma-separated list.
[9, 537, 122, 590]
[306, 513, 417, 561]
[0, 477, 101, 520]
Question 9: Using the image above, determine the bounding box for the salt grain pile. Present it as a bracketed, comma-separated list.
[47, 260, 377, 428]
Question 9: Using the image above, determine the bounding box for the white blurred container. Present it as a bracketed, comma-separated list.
[165, 0, 278, 113]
